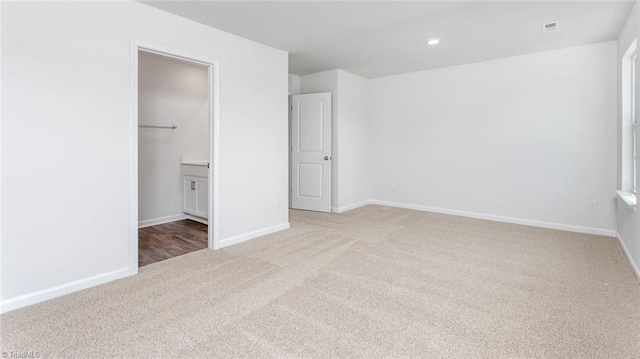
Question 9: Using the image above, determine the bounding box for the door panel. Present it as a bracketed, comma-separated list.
[195, 178, 208, 218]
[298, 101, 324, 152]
[298, 163, 323, 198]
[183, 178, 196, 213]
[183, 176, 207, 219]
[291, 93, 331, 212]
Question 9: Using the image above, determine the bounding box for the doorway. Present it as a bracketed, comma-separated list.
[289, 93, 332, 213]
[130, 41, 220, 274]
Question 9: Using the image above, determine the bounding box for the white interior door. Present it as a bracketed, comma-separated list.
[291, 93, 332, 212]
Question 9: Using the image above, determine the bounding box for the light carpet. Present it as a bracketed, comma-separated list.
[1, 205, 639, 358]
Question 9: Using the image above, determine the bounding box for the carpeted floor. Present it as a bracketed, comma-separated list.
[1, 205, 639, 358]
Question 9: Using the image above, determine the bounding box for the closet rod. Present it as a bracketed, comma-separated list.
[139, 125, 177, 130]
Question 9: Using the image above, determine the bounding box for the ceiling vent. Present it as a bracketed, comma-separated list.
[542, 21, 560, 33]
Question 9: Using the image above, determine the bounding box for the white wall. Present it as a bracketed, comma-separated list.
[288, 74, 301, 95]
[335, 71, 370, 211]
[138, 52, 208, 224]
[369, 42, 618, 234]
[2, 1, 288, 309]
[287, 74, 301, 208]
[298, 70, 370, 211]
[300, 70, 340, 208]
[617, 3, 640, 275]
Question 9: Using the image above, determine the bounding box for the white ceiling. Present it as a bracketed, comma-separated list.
[143, 1, 634, 78]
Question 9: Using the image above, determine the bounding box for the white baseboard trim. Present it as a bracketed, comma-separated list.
[185, 215, 208, 225]
[370, 200, 616, 237]
[0, 267, 131, 314]
[219, 223, 290, 249]
[138, 214, 188, 228]
[616, 232, 640, 281]
[332, 200, 372, 214]
[139, 214, 208, 228]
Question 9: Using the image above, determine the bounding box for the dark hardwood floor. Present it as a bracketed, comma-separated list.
[138, 220, 208, 267]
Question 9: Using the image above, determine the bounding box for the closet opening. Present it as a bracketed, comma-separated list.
[130, 42, 220, 272]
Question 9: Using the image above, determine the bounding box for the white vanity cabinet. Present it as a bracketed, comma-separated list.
[181, 162, 208, 220]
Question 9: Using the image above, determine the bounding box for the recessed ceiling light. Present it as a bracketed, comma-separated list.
[427, 38, 440, 46]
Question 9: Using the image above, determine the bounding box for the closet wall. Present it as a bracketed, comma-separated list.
[138, 52, 209, 225]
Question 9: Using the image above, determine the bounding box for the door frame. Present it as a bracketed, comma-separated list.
[129, 39, 221, 275]
[289, 92, 333, 213]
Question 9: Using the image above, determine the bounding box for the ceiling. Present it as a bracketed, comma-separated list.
[143, 1, 635, 78]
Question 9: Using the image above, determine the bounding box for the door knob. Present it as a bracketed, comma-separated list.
[324, 156, 329, 160]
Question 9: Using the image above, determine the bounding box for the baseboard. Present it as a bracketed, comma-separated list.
[370, 200, 616, 237]
[616, 232, 640, 281]
[332, 200, 372, 214]
[0, 267, 131, 314]
[218, 223, 290, 249]
[185, 215, 208, 225]
[138, 214, 188, 228]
